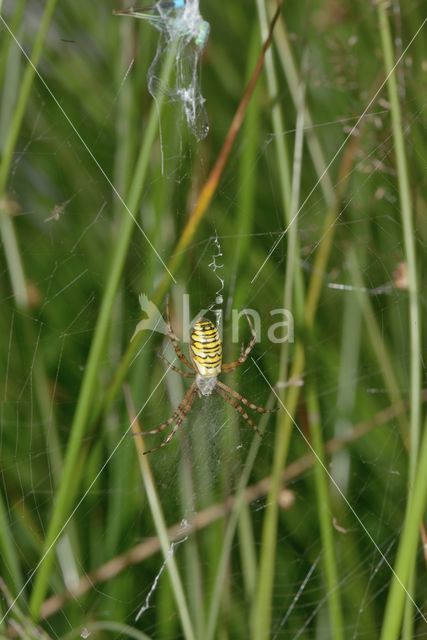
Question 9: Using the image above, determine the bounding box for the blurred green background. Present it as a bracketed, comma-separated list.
[0, 0, 426, 638]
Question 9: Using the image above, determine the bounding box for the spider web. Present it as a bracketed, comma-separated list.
[0, 0, 427, 638]
[115, 0, 210, 141]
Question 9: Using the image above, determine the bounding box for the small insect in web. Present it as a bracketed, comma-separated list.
[114, 0, 210, 140]
[140, 304, 276, 454]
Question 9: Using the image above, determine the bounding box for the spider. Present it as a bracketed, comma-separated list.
[141, 304, 275, 454]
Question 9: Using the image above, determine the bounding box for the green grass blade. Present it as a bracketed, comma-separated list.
[377, 3, 422, 635]
[0, 492, 23, 596]
[124, 387, 196, 640]
[27, 46, 177, 620]
[0, 0, 58, 196]
[377, 0, 421, 481]
[307, 384, 344, 640]
[379, 416, 427, 638]
[252, 3, 304, 634]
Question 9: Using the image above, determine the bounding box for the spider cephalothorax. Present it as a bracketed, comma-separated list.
[141, 305, 274, 453]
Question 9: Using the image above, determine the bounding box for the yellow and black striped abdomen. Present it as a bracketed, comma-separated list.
[190, 318, 222, 377]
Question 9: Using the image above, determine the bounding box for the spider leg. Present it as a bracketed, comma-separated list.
[140, 383, 197, 453]
[142, 418, 184, 455]
[140, 382, 197, 435]
[140, 411, 180, 436]
[221, 313, 256, 373]
[158, 351, 195, 378]
[216, 386, 261, 436]
[217, 380, 277, 414]
[166, 297, 194, 370]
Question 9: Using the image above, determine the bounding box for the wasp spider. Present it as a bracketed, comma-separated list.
[142, 305, 274, 454]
